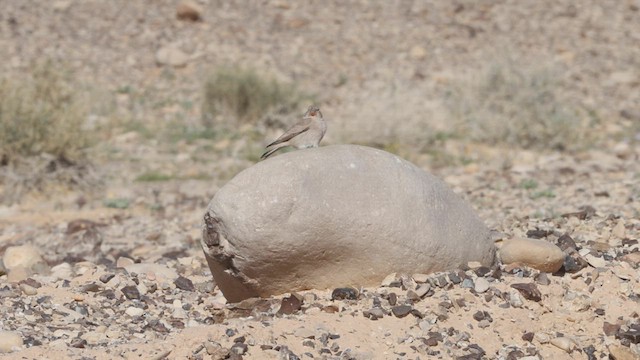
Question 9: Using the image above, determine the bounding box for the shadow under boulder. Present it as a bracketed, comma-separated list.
[201, 145, 495, 302]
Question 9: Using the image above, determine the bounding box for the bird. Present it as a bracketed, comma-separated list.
[260, 105, 327, 160]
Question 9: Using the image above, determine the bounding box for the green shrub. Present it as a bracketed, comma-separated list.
[445, 60, 595, 151]
[0, 61, 90, 163]
[202, 67, 305, 125]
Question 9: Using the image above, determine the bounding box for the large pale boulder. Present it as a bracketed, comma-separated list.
[201, 145, 495, 302]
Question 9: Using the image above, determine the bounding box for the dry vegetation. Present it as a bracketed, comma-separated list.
[0, 61, 90, 164]
[201, 67, 310, 127]
[444, 59, 597, 152]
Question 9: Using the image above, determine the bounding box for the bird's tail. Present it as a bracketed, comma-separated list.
[260, 144, 287, 160]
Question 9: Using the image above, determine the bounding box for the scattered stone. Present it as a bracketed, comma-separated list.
[99, 274, 115, 283]
[230, 342, 248, 355]
[80, 282, 101, 293]
[608, 345, 639, 360]
[205, 341, 229, 358]
[474, 278, 490, 293]
[594, 308, 605, 316]
[461, 278, 474, 289]
[534, 273, 550, 286]
[391, 305, 413, 318]
[620, 252, 640, 267]
[448, 272, 462, 284]
[176, 0, 202, 21]
[550, 337, 574, 353]
[412, 273, 429, 283]
[522, 332, 534, 342]
[499, 238, 565, 273]
[277, 294, 302, 315]
[116, 257, 135, 268]
[556, 233, 578, 252]
[125, 307, 144, 317]
[617, 324, 640, 344]
[19, 283, 37, 296]
[508, 290, 524, 308]
[331, 287, 358, 300]
[2, 245, 43, 271]
[477, 319, 491, 329]
[526, 229, 551, 239]
[388, 292, 397, 306]
[0, 331, 22, 353]
[612, 221, 626, 239]
[603, 322, 621, 336]
[562, 254, 588, 273]
[473, 311, 492, 322]
[120, 285, 140, 300]
[510, 283, 542, 302]
[174, 276, 195, 291]
[584, 254, 607, 268]
[364, 308, 385, 320]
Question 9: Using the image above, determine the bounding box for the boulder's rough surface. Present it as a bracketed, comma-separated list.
[498, 238, 565, 273]
[202, 145, 495, 302]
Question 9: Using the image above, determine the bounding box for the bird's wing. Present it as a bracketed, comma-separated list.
[265, 118, 312, 148]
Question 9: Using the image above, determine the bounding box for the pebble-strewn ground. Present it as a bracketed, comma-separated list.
[1, 146, 638, 359]
[1, 1, 639, 359]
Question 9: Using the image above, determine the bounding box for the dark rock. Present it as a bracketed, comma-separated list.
[391, 305, 413, 318]
[510, 283, 542, 302]
[616, 324, 640, 344]
[81, 283, 101, 293]
[474, 267, 491, 277]
[331, 287, 358, 300]
[583, 345, 596, 360]
[562, 254, 587, 273]
[557, 233, 578, 252]
[423, 336, 438, 346]
[322, 305, 338, 313]
[99, 273, 115, 283]
[411, 309, 424, 319]
[233, 336, 246, 343]
[69, 338, 87, 348]
[526, 229, 551, 239]
[506, 350, 524, 360]
[302, 340, 314, 348]
[472, 311, 492, 322]
[174, 276, 195, 291]
[226, 328, 238, 337]
[603, 322, 620, 336]
[448, 272, 462, 284]
[230, 342, 248, 355]
[120, 285, 140, 300]
[522, 332, 534, 342]
[435, 274, 448, 287]
[277, 294, 302, 315]
[594, 308, 605, 316]
[388, 292, 397, 306]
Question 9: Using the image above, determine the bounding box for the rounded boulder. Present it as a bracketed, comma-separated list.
[201, 145, 495, 302]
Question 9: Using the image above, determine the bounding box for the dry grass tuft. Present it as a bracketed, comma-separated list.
[0, 61, 91, 163]
[0, 61, 101, 203]
[445, 60, 597, 151]
[202, 67, 308, 126]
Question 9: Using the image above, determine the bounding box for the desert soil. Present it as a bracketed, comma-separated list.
[1, 1, 639, 359]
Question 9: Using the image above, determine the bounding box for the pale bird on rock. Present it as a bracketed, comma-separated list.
[260, 105, 327, 160]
